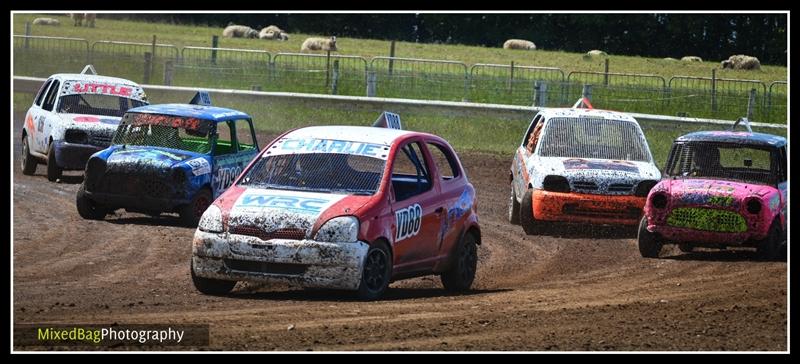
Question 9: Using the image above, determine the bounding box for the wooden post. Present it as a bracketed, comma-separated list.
[711, 68, 717, 113]
[388, 40, 396, 76]
[331, 60, 340, 95]
[143, 52, 152, 84]
[211, 35, 219, 65]
[150, 35, 157, 82]
[509, 61, 515, 94]
[325, 50, 331, 87]
[24, 22, 31, 49]
[604, 58, 609, 86]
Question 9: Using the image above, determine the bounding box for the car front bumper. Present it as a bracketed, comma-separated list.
[53, 141, 105, 170]
[192, 229, 369, 290]
[83, 190, 190, 212]
[648, 224, 767, 246]
[532, 189, 645, 226]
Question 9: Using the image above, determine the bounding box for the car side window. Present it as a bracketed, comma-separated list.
[426, 142, 460, 180]
[234, 119, 258, 152]
[213, 121, 235, 156]
[523, 115, 543, 153]
[392, 141, 432, 201]
[34, 79, 53, 107]
[41, 80, 61, 112]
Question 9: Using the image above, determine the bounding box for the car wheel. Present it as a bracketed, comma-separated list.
[678, 243, 694, 253]
[180, 189, 212, 227]
[76, 184, 108, 220]
[21, 135, 37, 175]
[508, 184, 521, 225]
[637, 216, 662, 258]
[46, 144, 62, 182]
[191, 259, 236, 295]
[357, 242, 392, 301]
[756, 221, 782, 261]
[441, 232, 478, 292]
[519, 188, 540, 235]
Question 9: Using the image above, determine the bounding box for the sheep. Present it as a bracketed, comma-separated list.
[721, 54, 761, 70]
[222, 25, 259, 39]
[681, 56, 703, 62]
[259, 26, 289, 41]
[663, 57, 678, 61]
[84, 13, 96, 28]
[503, 39, 536, 50]
[582, 49, 608, 61]
[301, 36, 337, 52]
[32, 18, 60, 26]
[69, 13, 84, 26]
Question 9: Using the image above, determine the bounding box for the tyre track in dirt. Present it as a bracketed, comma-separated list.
[12, 112, 787, 351]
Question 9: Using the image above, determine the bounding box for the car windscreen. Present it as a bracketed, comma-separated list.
[57, 94, 147, 117]
[238, 153, 386, 195]
[666, 142, 776, 185]
[112, 113, 214, 154]
[538, 117, 651, 162]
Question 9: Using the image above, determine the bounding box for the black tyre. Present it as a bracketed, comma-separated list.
[637, 217, 662, 258]
[441, 232, 478, 292]
[191, 259, 236, 295]
[46, 144, 62, 182]
[519, 188, 541, 235]
[678, 243, 694, 253]
[756, 221, 783, 261]
[508, 184, 521, 225]
[180, 189, 212, 227]
[357, 242, 392, 301]
[21, 135, 37, 175]
[76, 184, 108, 220]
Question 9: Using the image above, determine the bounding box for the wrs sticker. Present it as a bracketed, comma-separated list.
[186, 158, 212, 176]
[395, 204, 422, 242]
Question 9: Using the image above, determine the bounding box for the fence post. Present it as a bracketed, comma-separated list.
[251, 85, 262, 91]
[24, 22, 31, 49]
[143, 52, 152, 84]
[325, 50, 331, 87]
[211, 35, 218, 65]
[711, 68, 717, 113]
[163, 60, 174, 86]
[747, 88, 757, 120]
[508, 61, 515, 94]
[331, 60, 340, 95]
[533, 81, 548, 107]
[604, 58, 609, 86]
[366, 71, 377, 97]
[582, 84, 592, 102]
[388, 40, 396, 76]
[150, 35, 157, 80]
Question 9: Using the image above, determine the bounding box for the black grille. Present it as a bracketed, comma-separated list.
[229, 226, 307, 241]
[224, 259, 308, 275]
[572, 180, 598, 190]
[88, 133, 113, 147]
[96, 172, 173, 199]
[608, 183, 634, 193]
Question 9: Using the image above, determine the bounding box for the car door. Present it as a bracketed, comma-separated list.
[210, 119, 260, 198]
[26, 78, 53, 154]
[512, 114, 543, 195]
[37, 79, 62, 153]
[389, 140, 443, 272]
[423, 140, 466, 260]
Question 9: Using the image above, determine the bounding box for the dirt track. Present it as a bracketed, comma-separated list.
[12, 113, 787, 351]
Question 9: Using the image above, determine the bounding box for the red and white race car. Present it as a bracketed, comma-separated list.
[191, 113, 481, 300]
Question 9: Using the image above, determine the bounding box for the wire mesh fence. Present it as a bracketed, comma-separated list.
[468, 63, 566, 105]
[176, 47, 272, 89]
[667, 76, 771, 121]
[88, 41, 180, 85]
[370, 57, 468, 102]
[13, 36, 90, 77]
[272, 53, 368, 95]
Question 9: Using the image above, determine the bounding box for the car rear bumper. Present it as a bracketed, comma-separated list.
[192, 229, 369, 290]
[53, 141, 104, 170]
[532, 189, 645, 225]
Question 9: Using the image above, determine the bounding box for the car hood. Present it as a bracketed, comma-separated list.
[223, 187, 372, 239]
[660, 178, 775, 209]
[105, 146, 209, 175]
[58, 113, 121, 132]
[534, 156, 661, 193]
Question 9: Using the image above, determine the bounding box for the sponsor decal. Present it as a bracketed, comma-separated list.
[71, 83, 133, 97]
[276, 138, 386, 159]
[395, 204, 422, 242]
[212, 165, 242, 192]
[186, 158, 211, 176]
[210, 111, 246, 119]
[562, 158, 639, 173]
[114, 148, 186, 161]
[440, 188, 474, 241]
[236, 193, 332, 215]
[128, 114, 209, 133]
[769, 194, 780, 211]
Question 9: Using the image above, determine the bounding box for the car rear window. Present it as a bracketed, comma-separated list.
[538, 117, 651, 162]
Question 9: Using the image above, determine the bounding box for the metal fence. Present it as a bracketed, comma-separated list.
[11, 35, 788, 124]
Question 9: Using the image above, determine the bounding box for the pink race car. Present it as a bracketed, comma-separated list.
[638, 128, 787, 259]
[190, 112, 481, 300]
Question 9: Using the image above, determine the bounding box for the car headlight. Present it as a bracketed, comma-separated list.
[314, 216, 359, 243]
[198, 204, 223, 233]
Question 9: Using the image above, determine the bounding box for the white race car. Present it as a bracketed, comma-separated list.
[20, 65, 148, 181]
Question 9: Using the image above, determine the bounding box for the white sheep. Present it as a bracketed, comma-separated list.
[259, 26, 289, 41]
[586, 50, 608, 57]
[222, 25, 259, 39]
[32, 18, 60, 26]
[69, 13, 84, 26]
[681, 56, 703, 62]
[662, 57, 678, 61]
[721, 54, 761, 70]
[301, 36, 337, 52]
[503, 39, 536, 50]
[84, 13, 96, 28]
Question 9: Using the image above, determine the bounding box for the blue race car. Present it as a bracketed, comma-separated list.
[76, 91, 260, 226]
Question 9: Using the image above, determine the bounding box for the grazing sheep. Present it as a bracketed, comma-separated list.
[259, 26, 289, 41]
[301, 36, 337, 52]
[663, 57, 678, 61]
[32, 18, 60, 26]
[503, 39, 536, 50]
[681, 56, 703, 62]
[721, 54, 761, 70]
[69, 13, 84, 26]
[586, 50, 608, 57]
[84, 13, 96, 28]
[222, 25, 259, 39]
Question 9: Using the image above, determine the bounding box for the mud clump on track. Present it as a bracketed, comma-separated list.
[12, 115, 786, 351]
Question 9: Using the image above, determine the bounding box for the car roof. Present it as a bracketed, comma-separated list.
[284, 126, 418, 146]
[50, 73, 142, 86]
[676, 131, 786, 148]
[537, 107, 638, 123]
[126, 104, 251, 122]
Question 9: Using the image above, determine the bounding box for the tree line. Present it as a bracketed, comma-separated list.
[103, 13, 787, 66]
